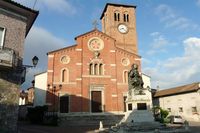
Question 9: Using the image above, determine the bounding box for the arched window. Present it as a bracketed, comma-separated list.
[89, 63, 93, 75]
[94, 64, 98, 75]
[123, 70, 128, 83]
[61, 68, 69, 82]
[114, 11, 120, 21]
[123, 12, 129, 22]
[127, 14, 129, 22]
[123, 14, 126, 22]
[117, 13, 120, 21]
[114, 13, 117, 21]
[99, 64, 103, 75]
[89, 62, 104, 75]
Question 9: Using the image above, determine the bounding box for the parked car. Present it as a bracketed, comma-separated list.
[168, 115, 184, 124]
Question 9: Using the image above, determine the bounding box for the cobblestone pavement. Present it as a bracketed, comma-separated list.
[18, 122, 99, 133]
[18, 121, 200, 133]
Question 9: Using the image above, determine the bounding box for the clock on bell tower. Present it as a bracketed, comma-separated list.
[100, 3, 138, 54]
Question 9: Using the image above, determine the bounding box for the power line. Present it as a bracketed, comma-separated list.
[33, 0, 38, 9]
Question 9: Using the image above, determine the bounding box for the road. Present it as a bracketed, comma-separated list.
[18, 121, 200, 133]
[189, 121, 200, 133]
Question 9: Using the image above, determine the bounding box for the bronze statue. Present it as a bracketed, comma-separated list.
[128, 64, 144, 95]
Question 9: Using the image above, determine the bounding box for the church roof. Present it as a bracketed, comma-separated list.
[0, 0, 39, 36]
[100, 3, 136, 19]
[47, 45, 77, 55]
[74, 28, 116, 41]
[48, 29, 116, 55]
[116, 47, 141, 58]
[154, 82, 200, 98]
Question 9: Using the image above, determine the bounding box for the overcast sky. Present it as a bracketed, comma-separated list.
[14, 0, 200, 90]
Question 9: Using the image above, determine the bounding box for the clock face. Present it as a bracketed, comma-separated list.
[118, 24, 128, 33]
[88, 37, 104, 51]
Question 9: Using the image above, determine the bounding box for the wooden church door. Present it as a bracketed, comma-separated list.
[91, 91, 102, 112]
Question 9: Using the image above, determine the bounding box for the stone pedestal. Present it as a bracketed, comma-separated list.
[124, 89, 154, 123]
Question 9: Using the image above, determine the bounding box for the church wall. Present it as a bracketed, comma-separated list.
[76, 32, 120, 112]
[46, 32, 142, 113]
[114, 49, 141, 111]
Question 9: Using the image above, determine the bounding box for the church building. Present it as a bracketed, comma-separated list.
[46, 3, 144, 114]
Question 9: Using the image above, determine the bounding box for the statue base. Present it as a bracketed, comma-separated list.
[124, 89, 154, 123]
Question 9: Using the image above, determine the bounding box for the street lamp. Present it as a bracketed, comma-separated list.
[22, 56, 39, 70]
[32, 56, 39, 67]
[20, 56, 39, 84]
[47, 84, 62, 114]
[23, 56, 39, 68]
[31, 80, 35, 87]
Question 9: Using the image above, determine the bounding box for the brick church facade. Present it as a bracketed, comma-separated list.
[46, 3, 142, 113]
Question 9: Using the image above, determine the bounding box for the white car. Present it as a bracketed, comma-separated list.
[168, 115, 184, 124]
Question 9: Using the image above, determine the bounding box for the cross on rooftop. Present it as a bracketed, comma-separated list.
[92, 20, 98, 29]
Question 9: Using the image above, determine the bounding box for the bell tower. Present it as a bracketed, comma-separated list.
[100, 3, 138, 54]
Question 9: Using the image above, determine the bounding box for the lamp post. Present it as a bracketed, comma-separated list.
[47, 84, 62, 115]
[32, 56, 39, 67]
[20, 56, 39, 84]
[53, 86, 56, 113]
[23, 56, 39, 68]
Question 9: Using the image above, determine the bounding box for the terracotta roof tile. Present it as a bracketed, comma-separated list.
[47, 45, 77, 55]
[2, 0, 38, 13]
[1, 0, 39, 36]
[74, 29, 116, 41]
[154, 82, 200, 97]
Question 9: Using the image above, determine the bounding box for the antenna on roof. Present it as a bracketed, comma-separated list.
[33, 0, 38, 9]
[156, 85, 160, 91]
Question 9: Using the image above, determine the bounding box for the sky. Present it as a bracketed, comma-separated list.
[14, 0, 200, 90]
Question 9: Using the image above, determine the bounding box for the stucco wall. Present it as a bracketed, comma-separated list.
[34, 72, 47, 106]
[159, 91, 200, 122]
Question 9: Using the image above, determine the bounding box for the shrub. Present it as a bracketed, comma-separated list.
[152, 106, 169, 123]
[27, 105, 48, 124]
[43, 114, 58, 126]
[160, 109, 169, 119]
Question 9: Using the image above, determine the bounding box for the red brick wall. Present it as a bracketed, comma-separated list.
[46, 30, 141, 113]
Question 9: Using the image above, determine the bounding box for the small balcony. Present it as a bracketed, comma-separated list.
[0, 47, 21, 69]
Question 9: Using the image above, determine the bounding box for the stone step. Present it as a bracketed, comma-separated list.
[124, 110, 155, 123]
[59, 114, 124, 126]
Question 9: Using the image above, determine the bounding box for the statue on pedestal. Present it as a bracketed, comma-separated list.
[128, 64, 144, 95]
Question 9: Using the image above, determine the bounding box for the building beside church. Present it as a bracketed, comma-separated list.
[34, 72, 47, 106]
[0, 0, 38, 132]
[154, 82, 200, 122]
[46, 3, 149, 114]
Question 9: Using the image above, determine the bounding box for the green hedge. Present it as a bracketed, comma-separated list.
[27, 106, 48, 124]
